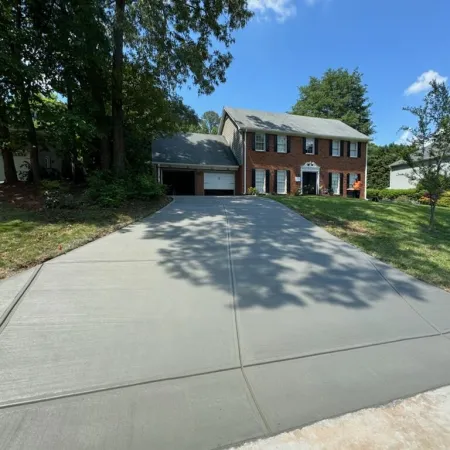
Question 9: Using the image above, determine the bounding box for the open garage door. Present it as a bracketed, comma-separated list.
[162, 170, 195, 195]
[204, 172, 235, 196]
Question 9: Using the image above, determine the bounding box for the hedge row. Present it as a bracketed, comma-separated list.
[366, 188, 424, 201]
[367, 188, 450, 208]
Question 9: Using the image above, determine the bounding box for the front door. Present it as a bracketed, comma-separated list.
[302, 172, 317, 195]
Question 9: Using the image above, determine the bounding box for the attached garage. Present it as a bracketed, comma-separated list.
[152, 133, 239, 196]
[204, 172, 235, 195]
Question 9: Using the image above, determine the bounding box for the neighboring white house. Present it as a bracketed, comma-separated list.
[0, 150, 62, 182]
[389, 145, 450, 189]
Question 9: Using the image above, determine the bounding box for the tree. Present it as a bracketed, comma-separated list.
[291, 68, 374, 136]
[401, 80, 450, 228]
[199, 111, 220, 134]
[367, 143, 408, 189]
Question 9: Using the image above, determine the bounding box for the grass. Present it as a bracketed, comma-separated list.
[0, 197, 171, 279]
[272, 195, 450, 291]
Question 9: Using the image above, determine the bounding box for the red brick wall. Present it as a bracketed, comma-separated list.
[245, 133, 367, 197]
[195, 171, 204, 195]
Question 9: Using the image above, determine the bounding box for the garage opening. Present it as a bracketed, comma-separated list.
[162, 170, 195, 195]
[204, 172, 235, 196]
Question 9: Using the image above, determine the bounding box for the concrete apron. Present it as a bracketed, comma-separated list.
[0, 196, 450, 450]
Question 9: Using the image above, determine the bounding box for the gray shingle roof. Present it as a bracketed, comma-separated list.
[390, 144, 437, 168]
[223, 107, 370, 141]
[152, 133, 238, 167]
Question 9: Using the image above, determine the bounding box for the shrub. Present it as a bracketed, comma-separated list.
[43, 190, 77, 209]
[41, 180, 61, 191]
[85, 170, 165, 207]
[247, 187, 258, 195]
[366, 188, 424, 201]
[395, 195, 411, 203]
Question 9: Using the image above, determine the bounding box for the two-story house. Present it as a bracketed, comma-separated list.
[152, 107, 370, 198]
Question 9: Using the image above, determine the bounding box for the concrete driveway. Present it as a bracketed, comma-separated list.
[1, 196, 450, 449]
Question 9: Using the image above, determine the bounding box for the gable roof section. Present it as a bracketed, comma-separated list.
[389, 144, 448, 168]
[222, 107, 370, 141]
[152, 133, 238, 168]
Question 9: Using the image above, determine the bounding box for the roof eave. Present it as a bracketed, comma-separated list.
[152, 162, 239, 171]
[241, 126, 370, 141]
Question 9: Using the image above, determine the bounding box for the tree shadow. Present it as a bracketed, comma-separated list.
[139, 197, 436, 311]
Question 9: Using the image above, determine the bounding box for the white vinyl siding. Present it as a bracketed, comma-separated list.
[277, 135, 287, 153]
[277, 170, 287, 194]
[349, 173, 358, 186]
[255, 133, 266, 152]
[331, 173, 340, 194]
[332, 140, 340, 157]
[305, 138, 315, 155]
[349, 142, 358, 158]
[255, 169, 266, 193]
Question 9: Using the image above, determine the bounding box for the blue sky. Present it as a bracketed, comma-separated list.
[179, 0, 450, 145]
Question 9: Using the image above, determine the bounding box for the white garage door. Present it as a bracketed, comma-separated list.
[204, 172, 235, 191]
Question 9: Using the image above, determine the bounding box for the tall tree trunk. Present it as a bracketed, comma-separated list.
[14, 0, 40, 183]
[111, 0, 125, 175]
[0, 102, 18, 184]
[429, 201, 436, 229]
[21, 87, 40, 183]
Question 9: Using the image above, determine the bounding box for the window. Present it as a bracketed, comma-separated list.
[255, 133, 266, 152]
[277, 170, 287, 194]
[44, 156, 51, 169]
[349, 173, 358, 186]
[349, 142, 358, 158]
[332, 140, 340, 157]
[331, 173, 340, 194]
[305, 138, 315, 155]
[255, 169, 266, 193]
[277, 135, 287, 153]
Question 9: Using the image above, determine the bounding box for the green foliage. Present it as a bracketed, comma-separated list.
[247, 187, 258, 195]
[199, 111, 220, 134]
[40, 180, 61, 191]
[85, 170, 165, 208]
[43, 191, 77, 210]
[366, 188, 424, 200]
[367, 143, 409, 189]
[402, 80, 450, 227]
[291, 68, 374, 136]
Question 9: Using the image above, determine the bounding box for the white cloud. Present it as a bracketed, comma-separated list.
[248, 0, 297, 22]
[404, 70, 448, 96]
[396, 130, 413, 145]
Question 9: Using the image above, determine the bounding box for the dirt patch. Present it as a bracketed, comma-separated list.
[0, 182, 43, 210]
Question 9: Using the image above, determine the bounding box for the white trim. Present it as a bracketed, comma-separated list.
[254, 169, 266, 194]
[243, 131, 247, 194]
[300, 162, 320, 195]
[153, 162, 238, 171]
[364, 141, 368, 199]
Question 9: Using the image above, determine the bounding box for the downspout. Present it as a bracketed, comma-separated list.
[364, 140, 368, 199]
[243, 131, 247, 195]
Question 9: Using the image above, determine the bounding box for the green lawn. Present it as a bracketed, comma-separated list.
[272, 195, 450, 291]
[0, 198, 170, 279]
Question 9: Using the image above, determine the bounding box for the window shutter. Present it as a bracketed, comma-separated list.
[251, 133, 256, 151]
[340, 140, 344, 157]
[347, 141, 350, 157]
[287, 170, 291, 193]
[251, 169, 256, 188]
[303, 137, 307, 154]
[265, 134, 270, 152]
[265, 170, 270, 193]
[346, 173, 350, 187]
[358, 142, 362, 158]
[328, 173, 332, 189]
[274, 135, 278, 152]
[274, 170, 278, 192]
[287, 136, 291, 153]
[315, 138, 319, 155]
[329, 140, 333, 156]
[340, 173, 344, 195]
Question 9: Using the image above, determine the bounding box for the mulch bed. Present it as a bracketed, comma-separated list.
[0, 182, 43, 210]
